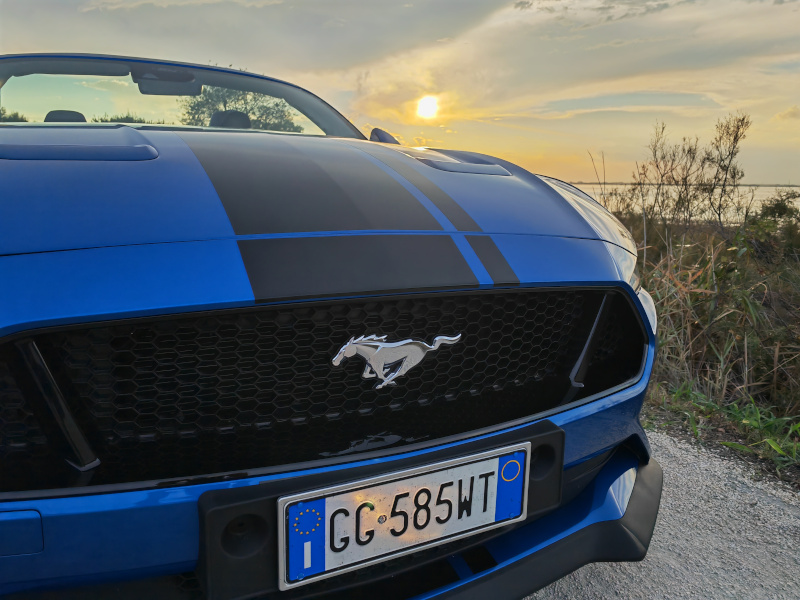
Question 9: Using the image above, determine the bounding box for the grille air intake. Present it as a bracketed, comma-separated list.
[0, 289, 646, 491]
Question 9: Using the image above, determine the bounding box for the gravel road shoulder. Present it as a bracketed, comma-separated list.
[528, 430, 800, 599]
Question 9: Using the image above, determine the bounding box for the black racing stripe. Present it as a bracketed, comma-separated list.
[178, 132, 442, 234]
[365, 150, 482, 232]
[238, 235, 479, 302]
[466, 235, 519, 286]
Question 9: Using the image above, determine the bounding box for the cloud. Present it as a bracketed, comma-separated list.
[81, 0, 283, 10]
[1, 0, 797, 183]
[513, 0, 562, 12]
[538, 92, 720, 117]
[77, 78, 130, 91]
[773, 105, 800, 120]
[587, 37, 666, 50]
[28, 0, 509, 72]
[583, 0, 678, 26]
[766, 58, 800, 73]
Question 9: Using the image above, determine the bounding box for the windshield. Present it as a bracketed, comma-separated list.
[0, 56, 362, 138]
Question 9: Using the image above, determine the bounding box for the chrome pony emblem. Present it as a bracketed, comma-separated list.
[332, 334, 461, 389]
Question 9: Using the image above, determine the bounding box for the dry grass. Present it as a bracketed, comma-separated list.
[634, 222, 800, 474]
[593, 113, 800, 476]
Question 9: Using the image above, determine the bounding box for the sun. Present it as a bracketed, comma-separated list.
[417, 96, 439, 119]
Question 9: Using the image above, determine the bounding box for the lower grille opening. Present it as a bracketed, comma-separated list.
[0, 353, 65, 492]
[0, 288, 646, 492]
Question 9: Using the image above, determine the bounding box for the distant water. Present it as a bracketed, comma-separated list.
[571, 184, 796, 206]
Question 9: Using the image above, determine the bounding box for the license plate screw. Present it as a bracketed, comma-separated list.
[378, 515, 387, 524]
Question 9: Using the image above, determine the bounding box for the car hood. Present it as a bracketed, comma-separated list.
[0, 125, 634, 256]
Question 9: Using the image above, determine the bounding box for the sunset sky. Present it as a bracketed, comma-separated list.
[1, 0, 798, 183]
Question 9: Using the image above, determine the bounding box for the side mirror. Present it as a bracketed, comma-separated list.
[369, 128, 400, 144]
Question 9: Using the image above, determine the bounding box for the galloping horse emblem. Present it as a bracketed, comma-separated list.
[332, 334, 462, 389]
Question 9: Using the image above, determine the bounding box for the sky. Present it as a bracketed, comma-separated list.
[0, 0, 798, 183]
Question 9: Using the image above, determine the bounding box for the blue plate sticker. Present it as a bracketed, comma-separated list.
[287, 498, 326, 582]
[494, 451, 526, 521]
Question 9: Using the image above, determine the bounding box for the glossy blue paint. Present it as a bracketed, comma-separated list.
[0, 143, 158, 161]
[0, 129, 233, 256]
[540, 176, 637, 256]
[554, 337, 655, 467]
[431, 147, 637, 256]
[348, 141, 602, 239]
[0, 511, 43, 557]
[0, 240, 254, 338]
[490, 234, 620, 285]
[0, 360, 653, 594]
[489, 454, 639, 562]
[0, 125, 158, 161]
[638, 288, 658, 334]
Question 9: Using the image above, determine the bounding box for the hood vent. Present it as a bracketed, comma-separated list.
[416, 158, 510, 176]
[0, 124, 158, 161]
[0, 143, 158, 161]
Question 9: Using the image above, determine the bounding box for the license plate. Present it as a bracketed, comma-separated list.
[277, 443, 530, 590]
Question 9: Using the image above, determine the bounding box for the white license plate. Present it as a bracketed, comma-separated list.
[277, 443, 530, 590]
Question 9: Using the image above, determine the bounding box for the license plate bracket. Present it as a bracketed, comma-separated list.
[197, 420, 563, 600]
[279, 443, 530, 590]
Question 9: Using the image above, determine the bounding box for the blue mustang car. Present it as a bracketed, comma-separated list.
[0, 54, 661, 599]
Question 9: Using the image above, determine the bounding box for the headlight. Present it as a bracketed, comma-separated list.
[603, 242, 656, 334]
[603, 242, 640, 292]
[637, 288, 657, 335]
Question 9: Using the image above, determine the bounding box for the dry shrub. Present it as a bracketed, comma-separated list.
[646, 235, 800, 415]
[598, 113, 800, 470]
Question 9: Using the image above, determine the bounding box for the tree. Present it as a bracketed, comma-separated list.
[180, 86, 303, 132]
[700, 112, 752, 230]
[91, 112, 163, 124]
[0, 106, 28, 122]
[620, 112, 753, 240]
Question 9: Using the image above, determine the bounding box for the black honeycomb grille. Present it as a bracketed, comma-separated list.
[0, 289, 646, 490]
[0, 359, 48, 459]
[578, 292, 647, 398]
[37, 290, 603, 485]
[0, 357, 63, 492]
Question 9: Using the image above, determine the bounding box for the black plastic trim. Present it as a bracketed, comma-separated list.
[562, 293, 609, 405]
[13, 339, 100, 471]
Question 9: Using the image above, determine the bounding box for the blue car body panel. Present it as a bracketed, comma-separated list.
[0, 54, 660, 598]
[0, 241, 254, 338]
[0, 129, 234, 256]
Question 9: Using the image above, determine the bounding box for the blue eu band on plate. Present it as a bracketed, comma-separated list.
[279, 444, 530, 589]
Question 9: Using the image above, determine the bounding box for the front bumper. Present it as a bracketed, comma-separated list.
[2, 449, 662, 600]
[1, 341, 658, 599]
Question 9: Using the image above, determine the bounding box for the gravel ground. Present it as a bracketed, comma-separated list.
[528, 430, 800, 600]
